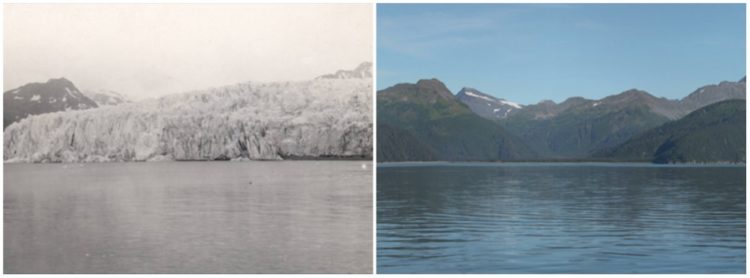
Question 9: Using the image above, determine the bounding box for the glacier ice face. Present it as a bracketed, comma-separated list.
[4, 76, 372, 163]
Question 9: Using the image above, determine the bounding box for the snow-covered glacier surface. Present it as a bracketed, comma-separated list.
[5, 78, 372, 162]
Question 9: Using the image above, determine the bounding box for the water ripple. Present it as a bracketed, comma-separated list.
[377, 164, 746, 274]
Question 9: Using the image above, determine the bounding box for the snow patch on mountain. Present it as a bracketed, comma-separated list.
[499, 99, 522, 109]
[463, 91, 495, 102]
[463, 90, 523, 109]
[3, 78, 99, 129]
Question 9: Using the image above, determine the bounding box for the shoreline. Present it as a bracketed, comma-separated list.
[376, 160, 746, 167]
[4, 156, 373, 164]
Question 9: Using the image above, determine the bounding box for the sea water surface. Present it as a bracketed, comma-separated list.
[377, 162, 745, 274]
[5, 161, 372, 274]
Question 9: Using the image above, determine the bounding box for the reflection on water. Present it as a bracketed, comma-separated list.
[5, 161, 372, 274]
[377, 163, 745, 274]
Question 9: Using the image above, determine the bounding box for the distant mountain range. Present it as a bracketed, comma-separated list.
[377, 79, 536, 162]
[4, 62, 373, 163]
[378, 77, 745, 163]
[317, 62, 372, 79]
[597, 99, 745, 163]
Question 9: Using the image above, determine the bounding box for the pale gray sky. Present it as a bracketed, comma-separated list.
[4, 4, 373, 100]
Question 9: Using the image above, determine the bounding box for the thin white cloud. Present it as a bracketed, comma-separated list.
[378, 6, 527, 58]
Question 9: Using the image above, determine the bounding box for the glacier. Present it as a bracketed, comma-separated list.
[4, 76, 372, 163]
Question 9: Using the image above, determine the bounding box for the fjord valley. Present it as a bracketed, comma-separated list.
[377, 76, 746, 274]
[377, 77, 745, 164]
[376, 3, 745, 274]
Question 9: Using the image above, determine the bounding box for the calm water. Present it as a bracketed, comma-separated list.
[5, 161, 372, 274]
[377, 162, 746, 274]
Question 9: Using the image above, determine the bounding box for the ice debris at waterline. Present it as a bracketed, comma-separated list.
[4, 73, 372, 163]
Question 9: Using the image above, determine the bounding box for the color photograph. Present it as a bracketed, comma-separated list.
[377, 3, 746, 274]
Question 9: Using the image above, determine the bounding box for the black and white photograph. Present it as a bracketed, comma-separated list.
[4, 3, 373, 274]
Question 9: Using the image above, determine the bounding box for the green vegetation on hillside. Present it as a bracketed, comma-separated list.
[377, 79, 537, 162]
[377, 124, 438, 161]
[378, 78, 745, 164]
[501, 103, 671, 158]
[598, 100, 746, 163]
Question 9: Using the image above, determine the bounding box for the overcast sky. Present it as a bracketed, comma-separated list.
[5, 4, 373, 100]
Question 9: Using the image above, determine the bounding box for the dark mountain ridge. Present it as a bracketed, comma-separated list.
[465, 78, 745, 158]
[377, 79, 537, 162]
[379, 76, 745, 163]
[4, 78, 98, 128]
[598, 99, 745, 163]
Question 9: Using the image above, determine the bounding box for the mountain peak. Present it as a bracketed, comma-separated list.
[316, 62, 372, 79]
[416, 78, 446, 88]
[378, 78, 455, 103]
[354, 61, 372, 71]
[456, 86, 521, 106]
[455, 86, 524, 120]
[598, 89, 660, 107]
[621, 88, 649, 95]
[607, 89, 656, 101]
[560, 96, 589, 105]
[44, 77, 78, 90]
[680, 77, 746, 112]
[458, 87, 481, 94]
[4, 77, 99, 128]
[47, 77, 73, 84]
[456, 87, 498, 100]
[564, 96, 587, 101]
[414, 79, 454, 100]
[538, 99, 556, 105]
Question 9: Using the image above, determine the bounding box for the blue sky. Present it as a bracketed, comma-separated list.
[377, 4, 746, 104]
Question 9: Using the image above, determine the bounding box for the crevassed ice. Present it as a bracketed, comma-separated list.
[4, 77, 373, 163]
